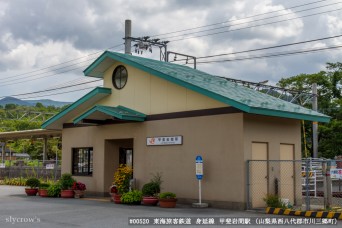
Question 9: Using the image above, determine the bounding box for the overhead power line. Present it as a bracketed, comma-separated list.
[195, 45, 342, 64]
[0, 43, 123, 80]
[0, 46, 124, 87]
[0, 79, 102, 99]
[167, 7, 342, 42]
[171, 34, 342, 62]
[158, 1, 342, 40]
[20, 87, 98, 100]
[150, 0, 330, 37]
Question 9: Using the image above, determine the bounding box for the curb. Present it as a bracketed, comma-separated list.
[266, 207, 342, 220]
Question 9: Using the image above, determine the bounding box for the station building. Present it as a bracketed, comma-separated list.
[42, 51, 329, 209]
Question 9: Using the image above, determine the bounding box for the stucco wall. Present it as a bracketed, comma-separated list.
[98, 62, 227, 114]
[61, 112, 302, 209]
[243, 114, 302, 207]
[62, 113, 244, 208]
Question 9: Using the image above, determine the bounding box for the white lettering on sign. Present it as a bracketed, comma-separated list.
[146, 136, 183, 146]
[46, 164, 54, 170]
[0, 163, 5, 168]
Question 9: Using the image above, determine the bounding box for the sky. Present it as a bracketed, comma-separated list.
[0, 0, 341, 102]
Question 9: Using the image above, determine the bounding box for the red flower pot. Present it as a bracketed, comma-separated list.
[159, 198, 177, 208]
[113, 194, 122, 204]
[38, 189, 48, 197]
[143, 196, 159, 206]
[61, 189, 75, 198]
[25, 188, 38, 196]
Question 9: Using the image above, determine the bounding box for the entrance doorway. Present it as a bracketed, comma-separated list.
[104, 139, 134, 193]
[119, 148, 133, 167]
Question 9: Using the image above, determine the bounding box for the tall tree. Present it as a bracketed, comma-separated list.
[277, 62, 342, 158]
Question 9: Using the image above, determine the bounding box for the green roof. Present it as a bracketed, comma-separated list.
[73, 105, 146, 124]
[84, 51, 330, 123]
[42, 87, 111, 129]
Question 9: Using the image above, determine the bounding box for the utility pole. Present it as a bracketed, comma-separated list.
[312, 83, 318, 158]
[125, 19, 132, 55]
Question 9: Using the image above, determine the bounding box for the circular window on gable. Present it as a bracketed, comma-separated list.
[112, 65, 128, 89]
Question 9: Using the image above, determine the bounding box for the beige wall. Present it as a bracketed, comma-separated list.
[97, 62, 227, 114]
[61, 112, 302, 209]
[62, 113, 245, 208]
[243, 114, 302, 206]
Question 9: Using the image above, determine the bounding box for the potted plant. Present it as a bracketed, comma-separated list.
[72, 181, 86, 198]
[38, 183, 50, 197]
[47, 183, 61, 197]
[25, 178, 40, 196]
[142, 182, 160, 206]
[142, 172, 162, 206]
[109, 185, 118, 202]
[112, 164, 133, 204]
[121, 190, 143, 205]
[59, 173, 76, 198]
[159, 192, 177, 208]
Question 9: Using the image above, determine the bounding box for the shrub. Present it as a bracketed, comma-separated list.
[26, 178, 40, 189]
[121, 190, 143, 204]
[159, 192, 176, 199]
[59, 173, 76, 190]
[39, 183, 50, 190]
[142, 182, 160, 196]
[113, 164, 133, 194]
[47, 183, 61, 197]
[263, 194, 287, 209]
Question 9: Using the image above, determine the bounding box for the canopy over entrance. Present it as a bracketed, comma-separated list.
[73, 105, 146, 125]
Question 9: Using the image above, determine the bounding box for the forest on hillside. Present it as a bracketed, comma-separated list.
[0, 103, 66, 160]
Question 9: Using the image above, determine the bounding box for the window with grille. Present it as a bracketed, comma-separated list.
[72, 148, 93, 176]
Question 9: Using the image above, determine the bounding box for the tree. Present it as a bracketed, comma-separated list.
[0, 103, 63, 160]
[277, 62, 342, 158]
[35, 102, 44, 108]
[5, 104, 16, 110]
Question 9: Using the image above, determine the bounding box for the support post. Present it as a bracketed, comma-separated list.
[326, 161, 332, 208]
[1, 142, 4, 162]
[43, 137, 47, 163]
[312, 83, 318, 158]
[199, 179, 202, 204]
[305, 160, 310, 211]
[125, 19, 132, 55]
[322, 161, 327, 208]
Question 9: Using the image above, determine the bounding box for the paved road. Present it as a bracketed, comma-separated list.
[0, 186, 339, 228]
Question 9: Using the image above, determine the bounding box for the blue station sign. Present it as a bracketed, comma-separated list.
[196, 155, 203, 180]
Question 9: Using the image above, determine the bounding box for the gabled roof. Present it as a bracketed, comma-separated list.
[42, 87, 111, 129]
[84, 51, 330, 123]
[73, 105, 146, 124]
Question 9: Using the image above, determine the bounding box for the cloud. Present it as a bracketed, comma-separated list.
[0, 0, 341, 101]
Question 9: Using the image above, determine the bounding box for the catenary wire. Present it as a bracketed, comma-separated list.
[195, 45, 342, 64]
[149, 0, 331, 37]
[156, 1, 342, 40]
[170, 34, 342, 62]
[167, 7, 342, 42]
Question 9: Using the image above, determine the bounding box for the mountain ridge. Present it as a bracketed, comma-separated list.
[0, 97, 71, 107]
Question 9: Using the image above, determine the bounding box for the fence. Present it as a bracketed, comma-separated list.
[0, 159, 61, 182]
[247, 159, 342, 211]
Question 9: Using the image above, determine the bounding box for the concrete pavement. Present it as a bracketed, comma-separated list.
[0, 186, 339, 228]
